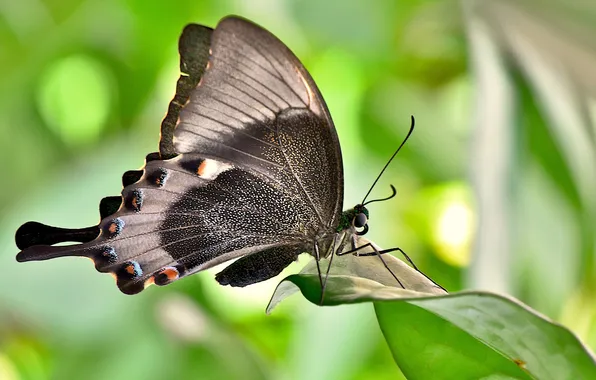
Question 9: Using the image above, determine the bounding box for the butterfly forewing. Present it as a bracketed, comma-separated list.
[15, 16, 345, 294]
[175, 17, 343, 227]
[160, 24, 213, 159]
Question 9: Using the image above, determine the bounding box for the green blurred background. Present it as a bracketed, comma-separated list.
[1, 0, 596, 378]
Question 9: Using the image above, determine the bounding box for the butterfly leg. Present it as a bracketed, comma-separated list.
[353, 247, 416, 263]
[313, 241, 327, 304]
[336, 242, 376, 256]
[368, 244, 405, 289]
[318, 234, 340, 305]
[354, 247, 447, 292]
[336, 242, 405, 289]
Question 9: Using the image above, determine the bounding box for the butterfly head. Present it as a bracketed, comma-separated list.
[337, 205, 370, 235]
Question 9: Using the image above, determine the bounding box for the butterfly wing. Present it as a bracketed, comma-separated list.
[160, 24, 212, 159]
[16, 16, 344, 294]
[175, 16, 344, 226]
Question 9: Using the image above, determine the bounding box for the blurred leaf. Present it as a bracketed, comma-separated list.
[2, 335, 51, 380]
[463, 0, 596, 296]
[462, 0, 516, 294]
[36, 54, 112, 146]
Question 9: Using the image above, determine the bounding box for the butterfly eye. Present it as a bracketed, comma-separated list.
[354, 212, 367, 228]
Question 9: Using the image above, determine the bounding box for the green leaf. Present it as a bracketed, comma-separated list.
[377, 294, 596, 379]
[268, 239, 596, 379]
[267, 237, 446, 312]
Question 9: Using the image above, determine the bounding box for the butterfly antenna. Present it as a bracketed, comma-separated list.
[363, 184, 397, 206]
[361, 115, 415, 205]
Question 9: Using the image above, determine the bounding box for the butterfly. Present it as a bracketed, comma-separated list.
[15, 15, 435, 295]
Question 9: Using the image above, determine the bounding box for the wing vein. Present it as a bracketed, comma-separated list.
[177, 129, 286, 169]
[246, 34, 308, 107]
[203, 81, 274, 121]
[217, 41, 284, 81]
[215, 55, 293, 108]
[275, 132, 325, 225]
[217, 75, 278, 116]
[156, 164, 289, 197]
[216, 57, 290, 109]
[202, 88, 262, 124]
[185, 107, 280, 149]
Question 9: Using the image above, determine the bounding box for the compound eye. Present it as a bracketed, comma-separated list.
[354, 212, 367, 228]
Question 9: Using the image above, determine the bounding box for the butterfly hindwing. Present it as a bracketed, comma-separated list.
[17, 155, 313, 294]
[214, 245, 302, 287]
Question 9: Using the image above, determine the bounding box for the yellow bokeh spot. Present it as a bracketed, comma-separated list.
[421, 182, 475, 267]
[0, 353, 19, 380]
[434, 199, 474, 266]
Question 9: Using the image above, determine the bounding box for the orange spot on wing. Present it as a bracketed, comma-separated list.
[162, 267, 179, 281]
[125, 265, 135, 275]
[145, 276, 155, 287]
[108, 223, 118, 234]
[197, 161, 208, 176]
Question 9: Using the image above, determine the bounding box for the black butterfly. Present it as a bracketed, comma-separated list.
[15, 16, 434, 295]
